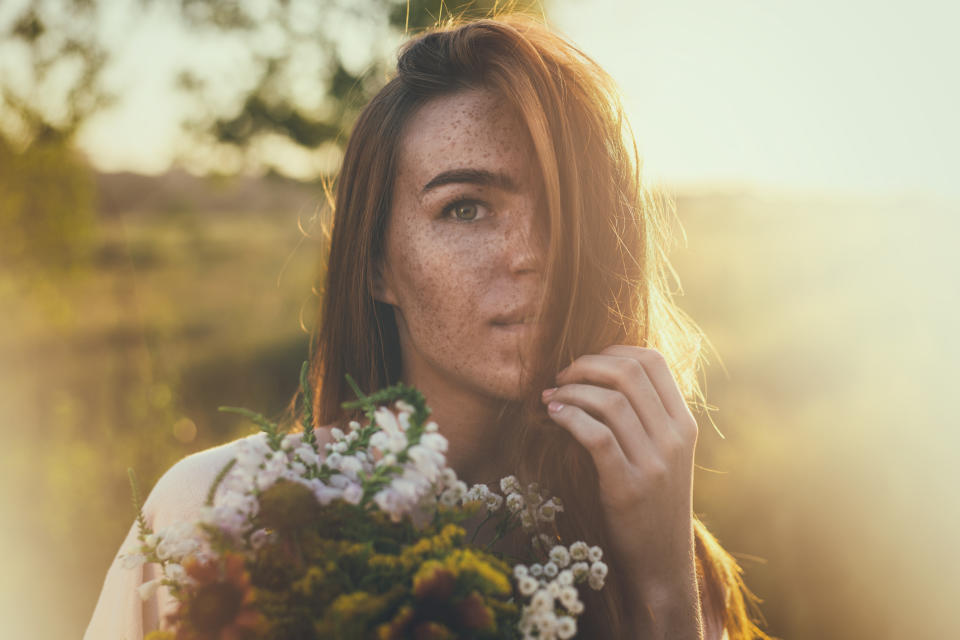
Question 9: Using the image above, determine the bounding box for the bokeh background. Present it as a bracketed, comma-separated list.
[1, 0, 957, 638]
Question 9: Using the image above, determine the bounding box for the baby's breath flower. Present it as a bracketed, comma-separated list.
[588, 573, 605, 590]
[556, 615, 577, 639]
[513, 564, 529, 579]
[529, 563, 543, 578]
[549, 545, 571, 568]
[590, 560, 608, 580]
[571, 561, 589, 582]
[588, 545, 603, 563]
[569, 541, 589, 561]
[164, 563, 186, 582]
[530, 589, 553, 613]
[547, 580, 561, 598]
[485, 492, 503, 511]
[506, 492, 525, 513]
[518, 575, 539, 596]
[439, 488, 459, 507]
[543, 561, 559, 578]
[557, 569, 574, 586]
[558, 585, 578, 609]
[343, 483, 363, 505]
[500, 475, 521, 495]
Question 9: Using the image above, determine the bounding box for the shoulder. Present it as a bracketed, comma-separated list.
[144, 427, 334, 528]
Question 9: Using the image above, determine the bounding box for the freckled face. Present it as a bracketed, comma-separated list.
[375, 88, 547, 401]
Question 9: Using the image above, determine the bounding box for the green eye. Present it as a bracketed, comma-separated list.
[449, 201, 479, 221]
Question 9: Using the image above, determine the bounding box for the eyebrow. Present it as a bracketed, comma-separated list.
[420, 168, 520, 196]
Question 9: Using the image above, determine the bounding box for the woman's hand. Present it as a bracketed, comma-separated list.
[541, 344, 704, 639]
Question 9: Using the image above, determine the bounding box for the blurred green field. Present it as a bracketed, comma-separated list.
[1, 178, 957, 638]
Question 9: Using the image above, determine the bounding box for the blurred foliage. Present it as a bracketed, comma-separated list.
[0, 137, 96, 279]
[160, 0, 542, 176]
[0, 0, 113, 148]
[0, 0, 112, 277]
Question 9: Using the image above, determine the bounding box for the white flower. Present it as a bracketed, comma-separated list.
[424, 420, 439, 432]
[438, 468, 457, 489]
[530, 589, 553, 612]
[518, 575, 539, 596]
[506, 492, 525, 513]
[343, 483, 364, 505]
[589, 560, 608, 580]
[347, 420, 361, 431]
[513, 564, 529, 579]
[294, 445, 319, 466]
[138, 578, 161, 601]
[557, 615, 577, 639]
[519, 510, 535, 531]
[163, 563, 186, 582]
[588, 573, 605, 590]
[281, 433, 302, 451]
[330, 427, 345, 440]
[557, 569, 574, 586]
[529, 563, 543, 577]
[395, 399, 415, 414]
[439, 488, 459, 507]
[569, 541, 589, 562]
[338, 455, 364, 480]
[538, 499, 559, 523]
[558, 585, 578, 609]
[588, 545, 603, 563]
[500, 475, 521, 495]
[571, 562, 589, 582]
[485, 492, 504, 511]
[547, 580, 561, 598]
[543, 561, 559, 578]
[313, 484, 343, 506]
[568, 599, 584, 615]
[374, 407, 403, 436]
[549, 545, 571, 568]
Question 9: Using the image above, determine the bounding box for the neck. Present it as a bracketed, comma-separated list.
[400, 357, 515, 488]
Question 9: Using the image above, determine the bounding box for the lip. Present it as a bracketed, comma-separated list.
[492, 320, 538, 332]
[490, 306, 539, 325]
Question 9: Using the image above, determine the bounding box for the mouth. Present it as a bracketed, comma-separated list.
[491, 318, 538, 332]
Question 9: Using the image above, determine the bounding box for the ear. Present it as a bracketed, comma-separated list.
[372, 261, 399, 306]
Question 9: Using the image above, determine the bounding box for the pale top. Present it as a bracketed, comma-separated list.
[83, 429, 332, 640]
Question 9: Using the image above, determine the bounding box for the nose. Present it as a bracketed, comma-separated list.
[505, 206, 547, 276]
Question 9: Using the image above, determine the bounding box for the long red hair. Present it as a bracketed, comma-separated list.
[286, 12, 772, 639]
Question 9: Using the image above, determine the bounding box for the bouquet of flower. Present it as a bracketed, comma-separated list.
[121, 363, 608, 639]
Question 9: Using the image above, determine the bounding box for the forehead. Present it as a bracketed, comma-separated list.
[396, 88, 536, 195]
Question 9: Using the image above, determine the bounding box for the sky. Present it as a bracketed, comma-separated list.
[29, 0, 960, 200]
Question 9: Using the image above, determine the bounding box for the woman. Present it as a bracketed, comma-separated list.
[86, 13, 771, 640]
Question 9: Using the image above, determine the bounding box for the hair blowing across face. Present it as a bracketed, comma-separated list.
[283, 12, 773, 640]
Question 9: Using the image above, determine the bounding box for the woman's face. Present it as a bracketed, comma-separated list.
[375, 87, 548, 401]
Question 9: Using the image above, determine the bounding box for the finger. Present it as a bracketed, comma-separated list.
[600, 345, 693, 423]
[556, 353, 673, 445]
[542, 383, 651, 465]
[544, 399, 631, 475]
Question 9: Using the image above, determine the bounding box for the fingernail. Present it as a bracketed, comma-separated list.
[541, 387, 557, 399]
[547, 401, 565, 413]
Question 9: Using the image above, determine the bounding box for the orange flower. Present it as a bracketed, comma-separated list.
[168, 553, 265, 640]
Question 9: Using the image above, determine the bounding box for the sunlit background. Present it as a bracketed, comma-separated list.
[1, 0, 957, 638]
